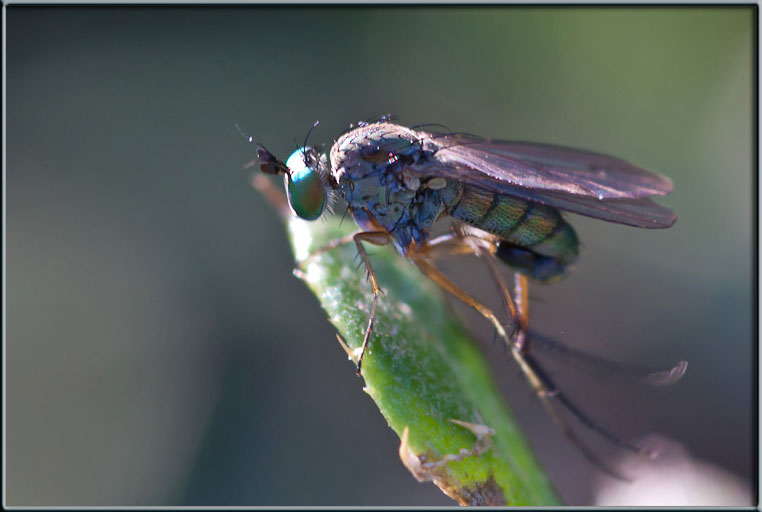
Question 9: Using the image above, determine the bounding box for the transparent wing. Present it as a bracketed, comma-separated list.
[418, 132, 676, 228]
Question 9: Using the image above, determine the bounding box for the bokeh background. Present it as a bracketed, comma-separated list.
[6, 6, 755, 506]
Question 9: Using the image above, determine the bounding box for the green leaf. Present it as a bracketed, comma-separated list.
[285, 214, 561, 506]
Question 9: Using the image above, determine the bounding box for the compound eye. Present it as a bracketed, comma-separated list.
[284, 147, 327, 221]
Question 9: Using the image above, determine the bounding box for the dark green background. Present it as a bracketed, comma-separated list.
[6, 6, 754, 506]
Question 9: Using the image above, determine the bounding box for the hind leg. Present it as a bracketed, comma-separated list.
[419, 228, 648, 479]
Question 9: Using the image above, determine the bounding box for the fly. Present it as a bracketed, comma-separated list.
[248, 118, 686, 479]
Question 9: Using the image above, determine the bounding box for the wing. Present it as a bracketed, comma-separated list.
[418, 132, 676, 228]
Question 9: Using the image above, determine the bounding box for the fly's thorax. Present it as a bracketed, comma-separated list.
[334, 159, 460, 251]
[330, 122, 426, 185]
[340, 171, 417, 231]
[329, 123, 432, 237]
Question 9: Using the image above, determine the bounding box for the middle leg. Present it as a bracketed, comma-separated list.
[419, 230, 645, 478]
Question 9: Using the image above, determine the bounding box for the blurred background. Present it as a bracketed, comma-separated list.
[6, 6, 755, 506]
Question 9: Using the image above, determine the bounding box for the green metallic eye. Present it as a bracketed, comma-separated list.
[285, 147, 327, 221]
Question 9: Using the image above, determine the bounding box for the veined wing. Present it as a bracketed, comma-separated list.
[419, 132, 676, 228]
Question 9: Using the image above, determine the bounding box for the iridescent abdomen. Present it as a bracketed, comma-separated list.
[448, 185, 579, 281]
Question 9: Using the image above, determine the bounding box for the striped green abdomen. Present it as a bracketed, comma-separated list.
[448, 185, 579, 281]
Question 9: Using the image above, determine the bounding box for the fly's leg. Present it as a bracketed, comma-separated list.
[298, 232, 359, 264]
[253, 174, 388, 374]
[294, 229, 390, 375]
[511, 274, 530, 348]
[291, 231, 360, 282]
[479, 252, 656, 479]
[351, 231, 391, 375]
[419, 229, 519, 329]
[429, 230, 659, 451]
[471, 237, 686, 386]
[508, 344, 632, 480]
[494, 268, 655, 454]
[418, 231, 642, 479]
[410, 255, 510, 343]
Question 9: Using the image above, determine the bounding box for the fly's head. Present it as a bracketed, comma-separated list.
[258, 145, 334, 221]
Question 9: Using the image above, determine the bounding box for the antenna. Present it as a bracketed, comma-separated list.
[303, 120, 320, 150]
[235, 123, 289, 176]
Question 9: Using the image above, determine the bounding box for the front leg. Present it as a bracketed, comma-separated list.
[299, 229, 391, 374]
[296, 231, 359, 269]
[351, 231, 391, 374]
